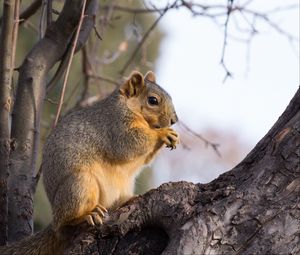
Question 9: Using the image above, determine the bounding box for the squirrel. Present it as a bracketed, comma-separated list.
[0, 70, 179, 254]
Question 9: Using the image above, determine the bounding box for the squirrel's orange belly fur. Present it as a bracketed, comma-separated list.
[84, 157, 146, 210]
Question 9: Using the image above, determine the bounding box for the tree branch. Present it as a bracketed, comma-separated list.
[220, 0, 234, 82]
[53, 0, 88, 127]
[119, 3, 173, 76]
[46, 0, 98, 94]
[0, 0, 42, 27]
[105, 1, 299, 80]
[178, 120, 221, 156]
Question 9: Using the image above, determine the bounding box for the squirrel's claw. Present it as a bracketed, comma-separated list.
[94, 204, 108, 216]
[78, 204, 108, 226]
[91, 212, 103, 225]
[159, 127, 179, 150]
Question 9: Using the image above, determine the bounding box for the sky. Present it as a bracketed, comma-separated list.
[154, 0, 299, 145]
[148, 0, 299, 185]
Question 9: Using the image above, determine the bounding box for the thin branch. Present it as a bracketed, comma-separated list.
[46, 42, 72, 94]
[249, 11, 298, 42]
[88, 74, 121, 86]
[102, 1, 298, 79]
[39, 0, 47, 39]
[93, 25, 102, 40]
[120, 4, 173, 75]
[11, 0, 20, 71]
[220, 0, 234, 83]
[19, 0, 42, 24]
[0, 0, 42, 26]
[53, 0, 88, 127]
[178, 121, 221, 157]
[101, 4, 176, 14]
[45, 97, 58, 105]
[22, 19, 39, 34]
[46, 0, 98, 94]
[266, 4, 299, 14]
[47, 0, 52, 26]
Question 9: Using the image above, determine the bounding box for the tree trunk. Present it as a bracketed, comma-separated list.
[0, 0, 15, 246]
[7, 0, 97, 242]
[64, 87, 300, 254]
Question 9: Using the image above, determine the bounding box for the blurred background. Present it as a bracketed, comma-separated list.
[4, 0, 298, 230]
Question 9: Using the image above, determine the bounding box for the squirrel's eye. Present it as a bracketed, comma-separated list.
[148, 96, 158, 106]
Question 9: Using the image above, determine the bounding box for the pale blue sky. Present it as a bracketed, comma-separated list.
[154, 0, 299, 146]
[149, 0, 299, 184]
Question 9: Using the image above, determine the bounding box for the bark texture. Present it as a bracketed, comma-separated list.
[0, 0, 15, 246]
[7, 0, 97, 242]
[65, 87, 300, 254]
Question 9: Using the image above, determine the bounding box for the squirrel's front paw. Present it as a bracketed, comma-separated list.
[159, 128, 179, 150]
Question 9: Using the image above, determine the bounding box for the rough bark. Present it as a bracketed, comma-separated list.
[0, 0, 15, 246]
[7, 0, 97, 242]
[65, 87, 300, 254]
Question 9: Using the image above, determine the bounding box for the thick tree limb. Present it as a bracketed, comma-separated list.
[46, 0, 98, 94]
[65, 87, 300, 254]
[7, 0, 97, 242]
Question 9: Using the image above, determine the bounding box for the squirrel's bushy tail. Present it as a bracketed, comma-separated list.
[0, 224, 65, 255]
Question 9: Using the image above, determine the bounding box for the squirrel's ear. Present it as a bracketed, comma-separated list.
[120, 71, 144, 97]
[144, 71, 156, 83]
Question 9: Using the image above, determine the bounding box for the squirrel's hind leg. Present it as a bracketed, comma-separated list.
[52, 172, 106, 230]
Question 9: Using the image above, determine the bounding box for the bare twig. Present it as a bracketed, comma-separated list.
[47, 0, 52, 26]
[102, 4, 175, 14]
[22, 19, 39, 34]
[101, 1, 298, 79]
[11, 0, 20, 73]
[39, 0, 47, 38]
[220, 0, 234, 83]
[178, 121, 221, 157]
[53, 0, 88, 127]
[88, 74, 121, 86]
[120, 4, 173, 75]
[0, 0, 42, 26]
[20, 0, 42, 24]
[266, 4, 299, 14]
[93, 25, 102, 40]
[247, 10, 298, 42]
[45, 98, 58, 105]
[46, 43, 73, 94]
[79, 46, 121, 105]
[46, 0, 98, 94]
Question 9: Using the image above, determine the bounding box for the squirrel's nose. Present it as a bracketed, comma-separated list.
[170, 113, 178, 125]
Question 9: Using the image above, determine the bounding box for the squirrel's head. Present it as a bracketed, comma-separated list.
[119, 71, 178, 129]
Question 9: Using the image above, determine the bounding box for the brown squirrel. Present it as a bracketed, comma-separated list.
[0, 71, 179, 254]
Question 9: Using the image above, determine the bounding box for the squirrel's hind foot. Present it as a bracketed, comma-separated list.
[70, 204, 108, 226]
